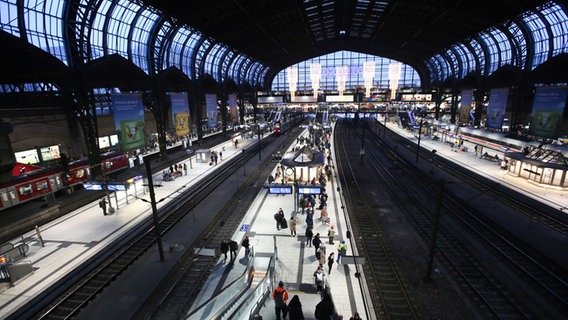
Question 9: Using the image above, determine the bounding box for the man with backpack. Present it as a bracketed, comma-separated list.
[313, 265, 326, 293]
[272, 281, 289, 320]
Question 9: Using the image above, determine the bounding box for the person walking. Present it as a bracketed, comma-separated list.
[327, 225, 335, 244]
[99, 199, 107, 215]
[305, 227, 313, 247]
[313, 265, 326, 293]
[327, 252, 335, 274]
[272, 281, 289, 320]
[183, 163, 187, 175]
[350, 312, 362, 320]
[289, 217, 297, 236]
[229, 240, 238, 261]
[337, 240, 348, 263]
[312, 233, 322, 255]
[242, 236, 250, 257]
[287, 295, 305, 320]
[306, 209, 314, 229]
[220, 239, 229, 261]
[317, 245, 326, 267]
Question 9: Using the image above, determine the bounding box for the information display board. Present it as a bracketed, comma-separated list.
[83, 182, 103, 191]
[268, 184, 293, 194]
[298, 186, 322, 194]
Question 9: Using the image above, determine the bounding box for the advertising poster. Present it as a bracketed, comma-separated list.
[169, 92, 190, 137]
[486, 88, 508, 129]
[205, 93, 218, 130]
[111, 94, 146, 151]
[40, 145, 61, 162]
[228, 94, 239, 123]
[529, 87, 567, 138]
[458, 90, 472, 124]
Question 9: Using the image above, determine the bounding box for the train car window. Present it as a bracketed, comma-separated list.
[56, 176, 61, 185]
[36, 181, 49, 191]
[9, 190, 16, 200]
[1, 192, 7, 202]
[19, 184, 33, 195]
[76, 169, 85, 178]
[50, 177, 58, 188]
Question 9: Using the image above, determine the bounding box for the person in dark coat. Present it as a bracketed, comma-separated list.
[242, 236, 250, 256]
[229, 240, 238, 261]
[314, 293, 334, 320]
[220, 239, 229, 261]
[312, 233, 322, 255]
[305, 227, 313, 247]
[287, 294, 305, 320]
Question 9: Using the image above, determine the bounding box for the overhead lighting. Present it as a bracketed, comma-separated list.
[339, 30, 346, 36]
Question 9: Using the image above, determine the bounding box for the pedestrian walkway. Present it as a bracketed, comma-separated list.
[186, 127, 371, 320]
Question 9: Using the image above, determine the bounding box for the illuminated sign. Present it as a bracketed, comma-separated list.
[83, 182, 103, 191]
[107, 184, 127, 191]
[268, 184, 293, 194]
[298, 186, 322, 194]
[39, 145, 61, 162]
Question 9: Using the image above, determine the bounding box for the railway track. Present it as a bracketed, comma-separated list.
[335, 117, 567, 319]
[334, 120, 420, 319]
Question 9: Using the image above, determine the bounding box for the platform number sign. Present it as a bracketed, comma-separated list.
[239, 224, 250, 232]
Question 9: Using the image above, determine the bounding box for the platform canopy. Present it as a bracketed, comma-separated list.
[281, 146, 325, 168]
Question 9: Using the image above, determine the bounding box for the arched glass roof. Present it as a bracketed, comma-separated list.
[427, 1, 568, 84]
[0, 0, 566, 91]
[270, 51, 421, 92]
[0, 0, 266, 87]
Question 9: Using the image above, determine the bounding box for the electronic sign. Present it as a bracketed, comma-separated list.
[298, 186, 322, 194]
[268, 184, 293, 194]
[107, 184, 127, 191]
[83, 182, 103, 191]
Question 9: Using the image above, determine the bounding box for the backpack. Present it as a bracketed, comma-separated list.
[273, 290, 285, 307]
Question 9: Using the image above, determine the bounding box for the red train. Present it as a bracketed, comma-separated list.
[0, 152, 129, 211]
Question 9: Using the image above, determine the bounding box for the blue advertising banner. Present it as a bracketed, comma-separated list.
[529, 87, 567, 138]
[459, 90, 472, 124]
[205, 93, 218, 130]
[228, 94, 238, 123]
[169, 92, 190, 137]
[486, 88, 508, 129]
[111, 94, 146, 151]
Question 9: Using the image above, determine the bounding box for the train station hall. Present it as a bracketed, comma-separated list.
[1, 1, 568, 320]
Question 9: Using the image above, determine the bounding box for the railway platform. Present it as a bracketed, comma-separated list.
[379, 116, 567, 212]
[0, 132, 267, 319]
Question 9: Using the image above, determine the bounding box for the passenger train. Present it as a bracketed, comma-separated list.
[0, 152, 129, 211]
[273, 121, 282, 134]
[454, 127, 527, 152]
[451, 127, 568, 157]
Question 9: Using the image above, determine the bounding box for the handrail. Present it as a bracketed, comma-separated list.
[185, 252, 275, 320]
[185, 253, 256, 319]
